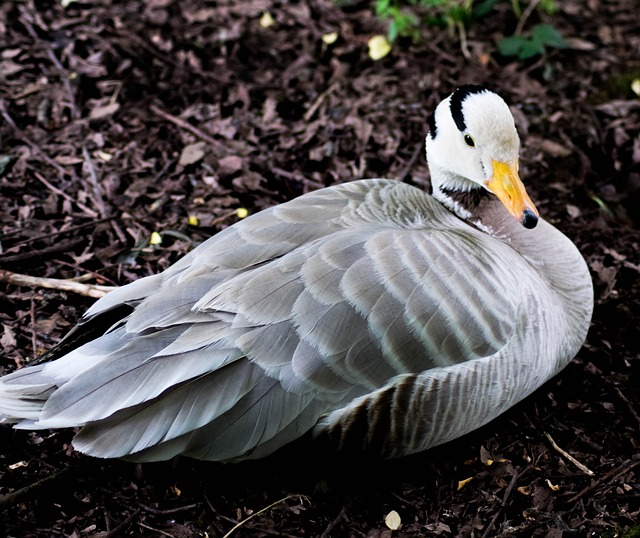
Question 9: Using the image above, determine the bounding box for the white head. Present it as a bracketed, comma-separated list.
[426, 85, 539, 229]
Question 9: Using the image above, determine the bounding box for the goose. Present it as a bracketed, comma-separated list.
[0, 85, 593, 462]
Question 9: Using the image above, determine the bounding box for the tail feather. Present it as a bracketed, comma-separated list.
[0, 364, 55, 424]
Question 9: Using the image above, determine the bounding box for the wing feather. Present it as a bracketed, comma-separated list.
[0, 179, 560, 462]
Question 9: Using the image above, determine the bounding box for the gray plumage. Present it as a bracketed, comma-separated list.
[0, 86, 593, 462]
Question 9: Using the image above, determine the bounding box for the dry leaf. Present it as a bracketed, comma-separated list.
[480, 445, 493, 465]
[54, 155, 84, 165]
[566, 204, 581, 219]
[384, 510, 401, 530]
[517, 485, 532, 495]
[540, 139, 572, 158]
[457, 477, 474, 490]
[89, 102, 120, 120]
[218, 155, 244, 176]
[564, 37, 597, 50]
[0, 59, 27, 77]
[1, 325, 17, 348]
[179, 142, 206, 166]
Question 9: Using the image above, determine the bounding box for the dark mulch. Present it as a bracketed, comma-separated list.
[1, 0, 639, 536]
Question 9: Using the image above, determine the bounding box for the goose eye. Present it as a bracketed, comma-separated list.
[464, 134, 475, 147]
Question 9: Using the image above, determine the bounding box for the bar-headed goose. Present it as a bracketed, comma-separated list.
[0, 85, 593, 462]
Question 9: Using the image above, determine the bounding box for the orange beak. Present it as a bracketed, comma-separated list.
[485, 160, 539, 229]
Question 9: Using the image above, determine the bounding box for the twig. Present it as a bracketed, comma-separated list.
[115, 28, 231, 82]
[137, 502, 200, 515]
[567, 454, 640, 504]
[93, 509, 140, 538]
[30, 294, 37, 361]
[303, 82, 338, 122]
[204, 495, 303, 538]
[399, 140, 425, 181]
[52, 258, 119, 286]
[0, 269, 115, 298]
[137, 522, 175, 538]
[222, 494, 305, 538]
[457, 21, 471, 60]
[211, 210, 243, 226]
[33, 171, 99, 218]
[150, 103, 224, 149]
[0, 100, 71, 179]
[481, 468, 522, 538]
[515, 0, 542, 35]
[2, 216, 117, 249]
[0, 466, 71, 511]
[614, 386, 640, 426]
[46, 49, 80, 121]
[0, 98, 19, 130]
[319, 505, 347, 538]
[0, 237, 85, 264]
[544, 431, 595, 476]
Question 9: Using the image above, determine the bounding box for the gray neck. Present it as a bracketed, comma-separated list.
[431, 167, 593, 357]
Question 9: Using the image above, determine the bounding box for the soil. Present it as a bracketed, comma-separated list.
[0, 0, 639, 537]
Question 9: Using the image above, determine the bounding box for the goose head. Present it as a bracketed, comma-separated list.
[426, 85, 539, 229]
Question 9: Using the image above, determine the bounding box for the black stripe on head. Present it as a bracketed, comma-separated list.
[449, 84, 490, 132]
[427, 109, 437, 139]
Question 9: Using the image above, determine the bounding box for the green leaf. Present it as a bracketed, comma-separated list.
[421, 0, 446, 8]
[518, 38, 545, 59]
[539, 0, 557, 14]
[532, 23, 566, 48]
[388, 18, 400, 42]
[447, 5, 469, 23]
[375, 0, 391, 16]
[498, 35, 528, 57]
[473, 0, 499, 18]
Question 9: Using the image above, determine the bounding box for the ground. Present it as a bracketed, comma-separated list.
[0, 0, 639, 536]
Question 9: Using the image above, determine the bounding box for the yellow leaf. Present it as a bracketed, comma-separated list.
[322, 32, 338, 45]
[97, 150, 113, 162]
[260, 11, 275, 29]
[368, 35, 391, 61]
[545, 479, 560, 491]
[632, 78, 640, 97]
[188, 215, 200, 226]
[236, 207, 249, 219]
[457, 477, 474, 490]
[384, 510, 401, 530]
[149, 231, 163, 245]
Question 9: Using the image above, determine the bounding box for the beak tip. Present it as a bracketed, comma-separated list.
[521, 209, 539, 229]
